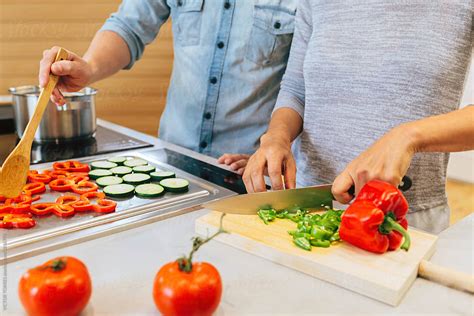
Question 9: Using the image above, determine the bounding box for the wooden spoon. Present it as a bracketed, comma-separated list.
[0, 48, 68, 198]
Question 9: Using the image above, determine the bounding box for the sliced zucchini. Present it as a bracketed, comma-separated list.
[160, 178, 189, 193]
[107, 156, 127, 165]
[132, 165, 156, 174]
[110, 166, 133, 176]
[124, 158, 148, 168]
[103, 183, 135, 198]
[150, 171, 175, 181]
[122, 173, 151, 185]
[90, 160, 118, 170]
[135, 183, 165, 198]
[96, 176, 123, 187]
[88, 169, 113, 180]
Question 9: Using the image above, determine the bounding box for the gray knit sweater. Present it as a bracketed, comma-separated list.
[275, 0, 473, 213]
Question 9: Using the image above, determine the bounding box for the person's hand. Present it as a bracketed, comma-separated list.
[39, 46, 94, 105]
[243, 132, 297, 192]
[332, 125, 416, 204]
[217, 154, 250, 175]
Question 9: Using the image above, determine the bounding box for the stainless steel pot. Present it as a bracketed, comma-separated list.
[9, 85, 97, 143]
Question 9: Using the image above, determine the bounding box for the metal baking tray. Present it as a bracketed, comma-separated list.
[2, 149, 235, 262]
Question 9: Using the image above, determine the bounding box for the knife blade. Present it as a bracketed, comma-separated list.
[202, 184, 333, 215]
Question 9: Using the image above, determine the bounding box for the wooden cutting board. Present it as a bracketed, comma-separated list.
[195, 211, 438, 306]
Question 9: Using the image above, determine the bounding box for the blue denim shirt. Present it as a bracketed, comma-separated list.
[100, 0, 297, 157]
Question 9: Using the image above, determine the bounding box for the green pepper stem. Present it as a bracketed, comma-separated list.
[178, 213, 227, 273]
[385, 217, 411, 251]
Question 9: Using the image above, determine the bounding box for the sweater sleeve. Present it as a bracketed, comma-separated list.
[273, 0, 313, 120]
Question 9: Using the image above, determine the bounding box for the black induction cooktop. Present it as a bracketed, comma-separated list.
[143, 148, 248, 194]
[0, 125, 153, 165]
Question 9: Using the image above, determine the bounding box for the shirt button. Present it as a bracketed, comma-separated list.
[177, 0, 183, 6]
[210, 77, 218, 84]
[274, 21, 281, 29]
[224, 2, 231, 9]
[204, 112, 212, 120]
[200, 141, 208, 149]
[217, 41, 225, 49]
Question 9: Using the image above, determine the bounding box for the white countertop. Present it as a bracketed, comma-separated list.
[3, 211, 473, 315]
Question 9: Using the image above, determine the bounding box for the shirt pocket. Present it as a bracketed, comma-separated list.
[168, 0, 204, 46]
[246, 0, 296, 66]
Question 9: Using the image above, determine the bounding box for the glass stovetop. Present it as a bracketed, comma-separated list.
[0, 126, 153, 165]
[0, 121, 248, 193]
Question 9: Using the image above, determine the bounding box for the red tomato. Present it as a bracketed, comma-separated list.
[19, 256, 92, 316]
[153, 261, 222, 316]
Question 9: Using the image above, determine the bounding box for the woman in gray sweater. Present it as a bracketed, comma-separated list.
[241, 0, 473, 233]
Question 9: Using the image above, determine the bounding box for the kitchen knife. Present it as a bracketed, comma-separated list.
[202, 184, 334, 215]
[203, 176, 412, 215]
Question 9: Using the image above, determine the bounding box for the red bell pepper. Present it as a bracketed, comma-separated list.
[30, 203, 56, 216]
[44, 169, 70, 180]
[27, 172, 52, 184]
[49, 179, 74, 192]
[23, 182, 46, 195]
[53, 204, 75, 218]
[3, 214, 36, 229]
[53, 161, 90, 173]
[80, 192, 105, 201]
[339, 180, 411, 254]
[71, 181, 98, 195]
[71, 200, 93, 212]
[92, 199, 117, 214]
[56, 195, 80, 205]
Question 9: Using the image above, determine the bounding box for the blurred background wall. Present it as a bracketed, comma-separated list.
[0, 0, 173, 136]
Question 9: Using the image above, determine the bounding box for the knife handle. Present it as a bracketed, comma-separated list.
[347, 175, 412, 196]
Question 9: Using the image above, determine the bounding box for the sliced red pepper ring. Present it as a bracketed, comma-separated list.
[44, 170, 70, 180]
[53, 161, 69, 171]
[93, 199, 117, 214]
[67, 172, 90, 178]
[30, 195, 41, 202]
[23, 182, 46, 195]
[30, 203, 56, 216]
[80, 191, 105, 202]
[56, 195, 80, 205]
[10, 205, 31, 214]
[69, 175, 90, 184]
[71, 200, 93, 212]
[0, 205, 12, 213]
[0, 212, 32, 219]
[67, 161, 90, 173]
[53, 204, 75, 218]
[49, 179, 74, 192]
[71, 180, 98, 195]
[3, 214, 36, 229]
[53, 161, 90, 173]
[27, 173, 52, 184]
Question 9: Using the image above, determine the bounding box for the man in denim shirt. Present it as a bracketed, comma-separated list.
[39, 0, 297, 172]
